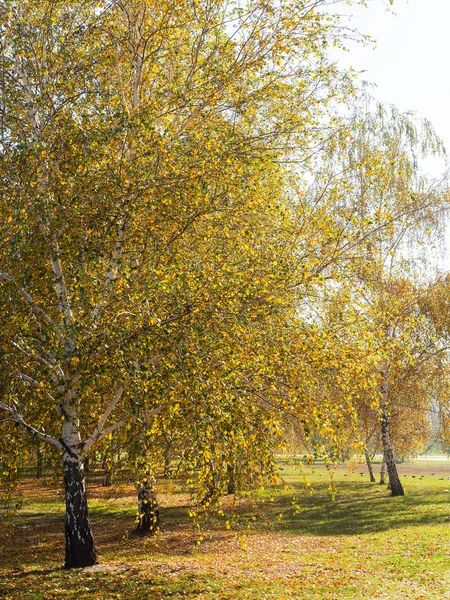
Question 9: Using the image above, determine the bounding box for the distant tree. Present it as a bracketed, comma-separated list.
[310, 95, 449, 496]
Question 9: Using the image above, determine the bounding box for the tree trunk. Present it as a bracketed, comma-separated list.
[36, 445, 43, 479]
[364, 447, 376, 483]
[163, 450, 171, 478]
[380, 456, 387, 485]
[103, 468, 112, 487]
[63, 453, 97, 568]
[381, 412, 403, 495]
[380, 361, 404, 497]
[102, 457, 112, 487]
[135, 478, 160, 535]
[227, 463, 236, 494]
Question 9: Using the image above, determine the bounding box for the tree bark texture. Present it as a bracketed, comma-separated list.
[364, 447, 376, 483]
[380, 362, 404, 497]
[136, 479, 160, 535]
[380, 456, 387, 485]
[63, 453, 97, 568]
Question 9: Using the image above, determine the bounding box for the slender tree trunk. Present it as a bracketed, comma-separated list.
[63, 453, 97, 568]
[135, 478, 159, 534]
[163, 449, 171, 478]
[380, 456, 387, 485]
[227, 463, 236, 494]
[36, 445, 43, 479]
[200, 463, 217, 505]
[381, 411, 403, 495]
[101, 455, 112, 487]
[380, 361, 404, 497]
[364, 447, 376, 483]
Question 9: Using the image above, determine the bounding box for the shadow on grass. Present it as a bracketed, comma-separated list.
[4, 566, 64, 578]
[261, 479, 450, 536]
[4, 473, 450, 575]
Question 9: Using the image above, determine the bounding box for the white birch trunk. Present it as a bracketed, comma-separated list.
[61, 413, 97, 568]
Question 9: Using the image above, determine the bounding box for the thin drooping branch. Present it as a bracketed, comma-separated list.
[0, 270, 62, 337]
[16, 370, 57, 404]
[10, 340, 65, 381]
[0, 400, 63, 450]
[87, 309, 191, 361]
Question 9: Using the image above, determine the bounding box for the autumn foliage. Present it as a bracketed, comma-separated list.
[0, 0, 449, 569]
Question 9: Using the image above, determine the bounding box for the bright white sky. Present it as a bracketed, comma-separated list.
[330, 0, 450, 269]
[332, 0, 450, 150]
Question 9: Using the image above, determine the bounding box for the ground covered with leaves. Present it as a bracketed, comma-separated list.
[1, 461, 450, 599]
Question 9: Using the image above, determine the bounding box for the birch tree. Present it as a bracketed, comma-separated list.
[320, 96, 449, 496]
[0, 0, 362, 567]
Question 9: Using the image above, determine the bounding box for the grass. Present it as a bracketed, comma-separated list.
[1, 461, 450, 599]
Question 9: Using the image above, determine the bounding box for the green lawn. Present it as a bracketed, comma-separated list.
[1, 462, 450, 599]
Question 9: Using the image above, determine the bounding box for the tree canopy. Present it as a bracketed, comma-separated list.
[0, 0, 449, 568]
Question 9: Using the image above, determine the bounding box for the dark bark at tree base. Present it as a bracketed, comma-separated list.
[380, 457, 387, 485]
[63, 454, 97, 568]
[135, 479, 160, 535]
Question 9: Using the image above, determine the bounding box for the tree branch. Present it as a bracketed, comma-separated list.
[82, 384, 125, 455]
[0, 270, 61, 336]
[10, 340, 65, 381]
[16, 370, 57, 404]
[0, 401, 63, 450]
[81, 403, 162, 458]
